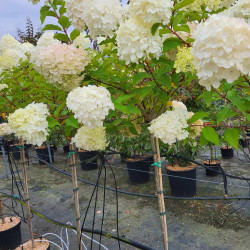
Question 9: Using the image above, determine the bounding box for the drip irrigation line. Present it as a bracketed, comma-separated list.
[31, 155, 250, 201]
[1, 194, 154, 250]
[31, 154, 250, 189]
[175, 154, 250, 181]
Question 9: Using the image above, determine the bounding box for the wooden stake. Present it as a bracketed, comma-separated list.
[69, 144, 82, 250]
[0, 195, 5, 224]
[150, 135, 168, 250]
[20, 139, 34, 248]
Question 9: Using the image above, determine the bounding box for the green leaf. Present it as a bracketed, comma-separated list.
[70, 29, 80, 41]
[132, 86, 154, 99]
[59, 5, 66, 16]
[202, 91, 213, 105]
[54, 101, 66, 117]
[174, 0, 195, 10]
[58, 16, 70, 28]
[224, 128, 241, 149]
[47, 117, 61, 129]
[115, 94, 134, 104]
[201, 127, 219, 145]
[40, 5, 50, 24]
[189, 111, 209, 124]
[163, 38, 182, 52]
[43, 24, 62, 31]
[133, 72, 150, 85]
[65, 116, 79, 129]
[199, 133, 208, 147]
[54, 33, 69, 42]
[151, 23, 161, 36]
[217, 108, 237, 125]
[114, 103, 141, 115]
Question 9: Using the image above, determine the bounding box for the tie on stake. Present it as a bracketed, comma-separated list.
[68, 151, 75, 159]
[151, 161, 163, 168]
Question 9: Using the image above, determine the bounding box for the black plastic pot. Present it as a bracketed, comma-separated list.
[79, 151, 98, 171]
[35, 147, 54, 165]
[167, 166, 196, 197]
[63, 145, 70, 153]
[204, 160, 221, 176]
[17, 237, 50, 249]
[239, 139, 247, 148]
[126, 157, 150, 184]
[9, 145, 29, 161]
[220, 147, 234, 159]
[0, 217, 21, 250]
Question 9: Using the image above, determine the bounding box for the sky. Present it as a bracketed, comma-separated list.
[0, 0, 47, 38]
[0, 0, 129, 39]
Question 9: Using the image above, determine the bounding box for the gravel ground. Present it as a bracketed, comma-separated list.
[0, 146, 249, 250]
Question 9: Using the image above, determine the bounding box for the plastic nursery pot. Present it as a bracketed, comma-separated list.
[239, 139, 248, 148]
[166, 164, 196, 197]
[15, 237, 50, 250]
[125, 156, 150, 184]
[0, 216, 22, 250]
[78, 150, 98, 171]
[63, 145, 70, 153]
[204, 160, 221, 177]
[35, 146, 54, 165]
[9, 144, 29, 161]
[220, 146, 234, 159]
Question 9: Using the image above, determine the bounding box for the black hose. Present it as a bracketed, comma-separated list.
[1, 194, 154, 250]
[31, 155, 250, 201]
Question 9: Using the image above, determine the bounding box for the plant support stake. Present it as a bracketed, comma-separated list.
[69, 143, 82, 250]
[0, 195, 5, 224]
[20, 139, 34, 248]
[151, 135, 168, 250]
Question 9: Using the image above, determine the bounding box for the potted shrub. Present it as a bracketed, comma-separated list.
[109, 130, 152, 184]
[203, 144, 221, 176]
[165, 140, 200, 197]
[220, 145, 234, 159]
[78, 149, 99, 171]
[0, 195, 22, 250]
[35, 144, 54, 165]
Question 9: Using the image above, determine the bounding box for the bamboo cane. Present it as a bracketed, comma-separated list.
[0, 195, 5, 224]
[20, 139, 34, 248]
[69, 143, 82, 250]
[150, 135, 168, 250]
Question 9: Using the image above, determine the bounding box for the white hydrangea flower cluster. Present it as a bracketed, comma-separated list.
[116, 18, 163, 64]
[174, 46, 196, 73]
[66, 0, 123, 39]
[66, 85, 114, 127]
[149, 107, 189, 145]
[31, 43, 89, 91]
[116, 0, 175, 63]
[35, 32, 59, 48]
[0, 84, 8, 91]
[221, 0, 236, 8]
[83, 0, 124, 39]
[128, 0, 173, 25]
[224, 0, 250, 24]
[21, 42, 35, 54]
[185, 0, 222, 12]
[73, 33, 91, 49]
[8, 103, 49, 146]
[65, 0, 87, 32]
[191, 15, 250, 90]
[188, 112, 203, 139]
[72, 126, 108, 151]
[0, 123, 12, 137]
[0, 34, 28, 71]
[172, 101, 188, 111]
